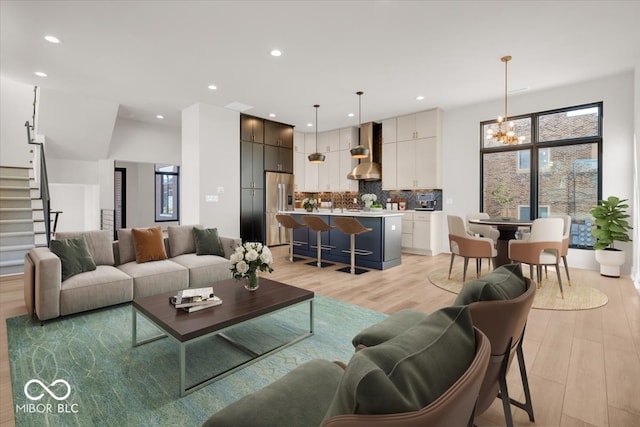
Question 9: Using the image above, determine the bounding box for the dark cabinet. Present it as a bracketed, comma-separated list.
[241, 140, 264, 189]
[240, 115, 294, 244]
[264, 145, 293, 172]
[241, 115, 264, 143]
[241, 188, 264, 243]
[265, 121, 293, 148]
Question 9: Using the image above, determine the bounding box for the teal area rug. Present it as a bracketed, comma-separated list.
[7, 295, 386, 427]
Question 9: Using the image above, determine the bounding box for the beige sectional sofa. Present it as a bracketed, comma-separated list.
[24, 225, 241, 322]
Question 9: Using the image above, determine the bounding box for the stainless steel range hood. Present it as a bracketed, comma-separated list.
[347, 122, 382, 181]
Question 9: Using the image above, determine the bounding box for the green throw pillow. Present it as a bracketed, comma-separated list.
[50, 236, 97, 281]
[193, 227, 225, 256]
[323, 305, 476, 420]
[454, 263, 526, 305]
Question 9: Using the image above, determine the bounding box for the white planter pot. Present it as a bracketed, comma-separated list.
[594, 249, 625, 277]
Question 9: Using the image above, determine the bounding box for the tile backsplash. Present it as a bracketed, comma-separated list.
[295, 180, 442, 211]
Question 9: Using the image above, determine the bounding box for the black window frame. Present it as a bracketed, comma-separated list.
[154, 164, 180, 223]
[480, 102, 603, 249]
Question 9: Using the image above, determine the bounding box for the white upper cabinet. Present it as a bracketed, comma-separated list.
[396, 109, 440, 142]
[382, 142, 397, 190]
[387, 108, 442, 190]
[294, 151, 305, 191]
[339, 127, 358, 151]
[326, 130, 340, 152]
[382, 118, 397, 144]
[304, 133, 317, 154]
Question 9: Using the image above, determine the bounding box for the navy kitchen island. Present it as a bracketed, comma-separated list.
[282, 210, 404, 270]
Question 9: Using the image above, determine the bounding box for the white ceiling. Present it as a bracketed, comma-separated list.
[2, 0, 640, 132]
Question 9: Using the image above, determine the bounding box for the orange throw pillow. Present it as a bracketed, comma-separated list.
[131, 227, 168, 263]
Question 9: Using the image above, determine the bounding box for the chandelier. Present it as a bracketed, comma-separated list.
[350, 91, 370, 158]
[486, 55, 524, 145]
[307, 104, 325, 163]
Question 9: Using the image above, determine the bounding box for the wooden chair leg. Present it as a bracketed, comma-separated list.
[448, 253, 455, 279]
[463, 257, 469, 283]
[562, 256, 572, 286]
[476, 258, 481, 278]
[555, 262, 564, 299]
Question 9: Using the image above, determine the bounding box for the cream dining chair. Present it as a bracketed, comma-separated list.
[508, 217, 565, 298]
[466, 212, 499, 244]
[447, 215, 497, 283]
[547, 214, 572, 286]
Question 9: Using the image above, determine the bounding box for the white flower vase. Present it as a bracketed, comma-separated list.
[364, 200, 372, 211]
[245, 271, 259, 291]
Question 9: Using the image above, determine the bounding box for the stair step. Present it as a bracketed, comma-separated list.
[0, 175, 30, 181]
[0, 231, 34, 238]
[0, 259, 25, 268]
[0, 244, 35, 252]
[0, 185, 31, 190]
[0, 196, 31, 201]
[0, 208, 33, 212]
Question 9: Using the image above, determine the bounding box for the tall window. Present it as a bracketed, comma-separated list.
[480, 103, 602, 248]
[155, 164, 179, 222]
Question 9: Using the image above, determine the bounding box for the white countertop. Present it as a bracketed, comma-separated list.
[283, 209, 404, 218]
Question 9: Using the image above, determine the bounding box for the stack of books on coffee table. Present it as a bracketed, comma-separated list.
[169, 287, 222, 313]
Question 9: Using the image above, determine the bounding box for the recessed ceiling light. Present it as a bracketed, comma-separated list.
[307, 123, 313, 127]
[269, 113, 276, 118]
[347, 113, 355, 117]
[270, 49, 282, 57]
[416, 95, 425, 101]
[207, 84, 217, 90]
[156, 115, 164, 119]
[44, 35, 61, 44]
[34, 71, 47, 77]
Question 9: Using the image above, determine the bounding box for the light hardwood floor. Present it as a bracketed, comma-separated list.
[1, 247, 639, 426]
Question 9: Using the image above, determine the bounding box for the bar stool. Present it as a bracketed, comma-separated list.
[333, 217, 373, 275]
[301, 215, 335, 268]
[275, 214, 307, 262]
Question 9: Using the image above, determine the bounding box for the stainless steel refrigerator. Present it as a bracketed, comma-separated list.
[265, 172, 294, 246]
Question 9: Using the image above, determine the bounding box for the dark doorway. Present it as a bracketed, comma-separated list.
[115, 167, 126, 239]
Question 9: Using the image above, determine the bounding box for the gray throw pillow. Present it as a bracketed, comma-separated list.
[193, 227, 225, 256]
[50, 236, 97, 281]
[323, 305, 476, 420]
[454, 263, 526, 305]
[167, 224, 201, 257]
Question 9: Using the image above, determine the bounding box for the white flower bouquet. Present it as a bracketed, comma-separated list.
[229, 242, 274, 280]
[361, 193, 377, 203]
[302, 198, 318, 211]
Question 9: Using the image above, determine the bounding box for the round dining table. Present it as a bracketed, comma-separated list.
[468, 218, 533, 267]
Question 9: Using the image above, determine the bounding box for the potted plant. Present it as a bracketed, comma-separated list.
[590, 196, 632, 277]
[489, 185, 515, 219]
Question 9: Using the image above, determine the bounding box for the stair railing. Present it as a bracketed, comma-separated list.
[25, 86, 59, 246]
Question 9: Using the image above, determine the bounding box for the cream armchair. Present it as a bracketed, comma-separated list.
[447, 215, 497, 283]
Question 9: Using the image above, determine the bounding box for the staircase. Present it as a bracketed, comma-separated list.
[0, 166, 37, 276]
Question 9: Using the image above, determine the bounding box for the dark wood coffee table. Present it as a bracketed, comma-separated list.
[132, 278, 314, 396]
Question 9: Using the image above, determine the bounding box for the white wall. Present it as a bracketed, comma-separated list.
[0, 77, 36, 167]
[181, 103, 240, 237]
[442, 71, 636, 274]
[49, 183, 100, 232]
[114, 160, 179, 228]
[109, 116, 181, 164]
